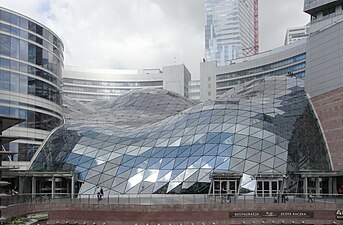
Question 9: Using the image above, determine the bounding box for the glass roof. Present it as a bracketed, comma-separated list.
[30, 77, 331, 194]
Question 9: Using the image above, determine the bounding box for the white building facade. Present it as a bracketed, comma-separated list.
[284, 26, 309, 45]
[200, 40, 307, 101]
[63, 64, 191, 102]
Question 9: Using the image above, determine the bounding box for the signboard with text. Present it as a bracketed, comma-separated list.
[229, 211, 313, 218]
[337, 210, 343, 220]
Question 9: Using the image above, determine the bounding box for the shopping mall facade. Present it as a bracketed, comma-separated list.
[0, 0, 342, 204]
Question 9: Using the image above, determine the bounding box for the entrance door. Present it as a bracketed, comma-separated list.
[228, 180, 237, 194]
[256, 180, 282, 197]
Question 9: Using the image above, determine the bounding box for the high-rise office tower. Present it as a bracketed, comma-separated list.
[204, 0, 259, 65]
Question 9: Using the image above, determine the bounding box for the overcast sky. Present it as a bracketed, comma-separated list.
[0, 0, 309, 79]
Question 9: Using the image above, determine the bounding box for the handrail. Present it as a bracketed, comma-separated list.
[2, 193, 343, 206]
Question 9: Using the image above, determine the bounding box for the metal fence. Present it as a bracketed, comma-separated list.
[1, 193, 343, 206]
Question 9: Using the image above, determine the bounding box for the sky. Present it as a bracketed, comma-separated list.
[0, 0, 309, 79]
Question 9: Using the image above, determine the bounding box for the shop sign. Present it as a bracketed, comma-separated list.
[337, 210, 343, 220]
[229, 211, 313, 218]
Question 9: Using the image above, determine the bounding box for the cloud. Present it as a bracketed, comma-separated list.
[1, 0, 309, 79]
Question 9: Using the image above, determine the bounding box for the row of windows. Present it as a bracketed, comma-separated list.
[0, 98, 63, 119]
[0, 33, 63, 77]
[64, 86, 133, 94]
[64, 93, 120, 101]
[216, 69, 306, 96]
[0, 57, 62, 87]
[4, 142, 40, 161]
[216, 53, 306, 81]
[0, 69, 62, 105]
[0, 9, 64, 52]
[217, 63, 306, 88]
[63, 78, 163, 88]
[0, 106, 62, 131]
[0, 23, 63, 61]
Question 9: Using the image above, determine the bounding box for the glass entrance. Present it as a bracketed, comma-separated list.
[256, 179, 282, 197]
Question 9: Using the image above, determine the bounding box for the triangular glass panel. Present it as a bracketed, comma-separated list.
[103, 166, 119, 176]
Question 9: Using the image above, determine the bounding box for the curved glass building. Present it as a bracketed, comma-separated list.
[0, 7, 64, 163]
[30, 76, 331, 195]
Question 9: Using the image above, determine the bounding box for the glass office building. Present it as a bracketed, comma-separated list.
[30, 77, 330, 195]
[205, 0, 257, 65]
[0, 7, 64, 163]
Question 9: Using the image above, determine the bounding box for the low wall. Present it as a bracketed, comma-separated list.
[3, 202, 343, 225]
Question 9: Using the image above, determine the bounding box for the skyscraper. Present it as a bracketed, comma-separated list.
[204, 0, 258, 65]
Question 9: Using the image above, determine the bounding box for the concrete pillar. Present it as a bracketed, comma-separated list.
[328, 177, 333, 195]
[71, 175, 75, 199]
[212, 180, 215, 197]
[303, 177, 308, 198]
[66, 178, 70, 195]
[51, 176, 55, 199]
[219, 181, 222, 200]
[315, 178, 320, 197]
[18, 176, 25, 194]
[32, 177, 36, 198]
[333, 177, 337, 194]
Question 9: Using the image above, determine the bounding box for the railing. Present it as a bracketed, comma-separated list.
[1, 193, 343, 206]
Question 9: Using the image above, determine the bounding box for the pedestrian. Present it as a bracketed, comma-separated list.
[96, 186, 101, 201]
[226, 188, 232, 203]
[100, 187, 104, 200]
[281, 189, 287, 203]
[308, 190, 314, 202]
[11, 186, 18, 195]
[338, 185, 343, 197]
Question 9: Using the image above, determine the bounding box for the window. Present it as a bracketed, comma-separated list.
[323, 7, 335, 16]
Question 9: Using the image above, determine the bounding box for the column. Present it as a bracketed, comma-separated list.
[328, 177, 333, 195]
[18, 177, 25, 194]
[71, 175, 75, 199]
[333, 177, 337, 194]
[51, 177, 55, 199]
[32, 177, 36, 198]
[315, 178, 320, 197]
[219, 181, 222, 200]
[303, 177, 308, 198]
[212, 180, 215, 197]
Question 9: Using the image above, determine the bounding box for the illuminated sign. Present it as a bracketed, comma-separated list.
[229, 211, 313, 218]
[337, 210, 343, 220]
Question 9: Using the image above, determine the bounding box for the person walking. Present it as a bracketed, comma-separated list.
[281, 189, 287, 203]
[338, 185, 343, 197]
[308, 190, 314, 202]
[226, 188, 232, 203]
[100, 187, 104, 200]
[96, 186, 101, 201]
